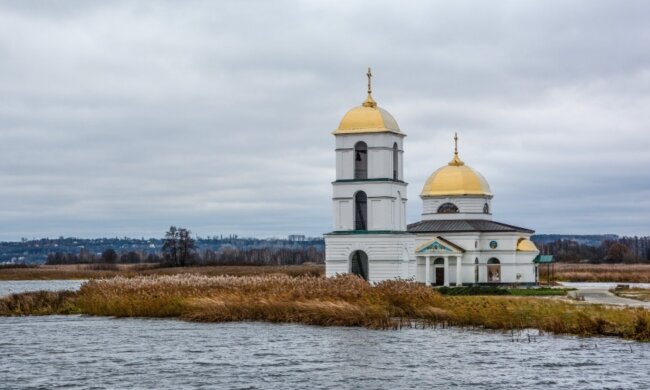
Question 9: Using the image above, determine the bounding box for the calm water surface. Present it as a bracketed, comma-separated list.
[1, 281, 650, 389]
[0, 279, 85, 297]
[1, 316, 649, 389]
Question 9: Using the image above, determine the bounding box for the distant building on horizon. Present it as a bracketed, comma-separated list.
[324, 69, 540, 285]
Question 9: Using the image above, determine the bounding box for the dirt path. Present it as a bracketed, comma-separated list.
[563, 285, 650, 309]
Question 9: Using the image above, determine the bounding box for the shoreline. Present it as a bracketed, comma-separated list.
[2, 274, 650, 342]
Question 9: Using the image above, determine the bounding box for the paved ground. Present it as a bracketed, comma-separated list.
[563, 285, 650, 309]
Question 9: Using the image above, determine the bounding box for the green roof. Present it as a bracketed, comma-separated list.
[533, 255, 554, 264]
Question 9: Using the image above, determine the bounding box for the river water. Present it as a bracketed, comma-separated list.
[1, 281, 650, 389]
[0, 279, 85, 297]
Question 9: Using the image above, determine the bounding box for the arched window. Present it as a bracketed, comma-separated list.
[392, 142, 398, 180]
[354, 191, 368, 231]
[437, 203, 459, 214]
[487, 258, 500, 283]
[483, 203, 490, 214]
[350, 250, 369, 281]
[474, 258, 479, 284]
[354, 141, 368, 179]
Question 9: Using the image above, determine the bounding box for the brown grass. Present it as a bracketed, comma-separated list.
[3, 274, 650, 340]
[76, 274, 446, 328]
[542, 263, 650, 283]
[0, 290, 79, 315]
[74, 274, 650, 340]
[0, 264, 324, 280]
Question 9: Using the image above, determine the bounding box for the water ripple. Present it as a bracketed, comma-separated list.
[1, 315, 649, 389]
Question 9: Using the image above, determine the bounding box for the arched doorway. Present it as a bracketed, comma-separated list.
[354, 141, 368, 179]
[350, 250, 369, 281]
[433, 257, 444, 286]
[354, 191, 367, 230]
[487, 258, 500, 283]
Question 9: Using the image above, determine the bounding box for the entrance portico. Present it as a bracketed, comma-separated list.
[415, 237, 465, 286]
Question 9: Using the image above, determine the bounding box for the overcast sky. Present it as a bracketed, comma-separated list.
[0, 1, 649, 240]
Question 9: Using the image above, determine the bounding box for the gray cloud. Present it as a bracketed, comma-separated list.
[0, 0, 649, 240]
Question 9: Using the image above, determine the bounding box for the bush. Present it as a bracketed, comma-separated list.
[437, 286, 511, 296]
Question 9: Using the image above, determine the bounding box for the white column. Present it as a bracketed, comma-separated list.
[456, 256, 463, 287]
[425, 256, 431, 286]
[443, 256, 450, 287]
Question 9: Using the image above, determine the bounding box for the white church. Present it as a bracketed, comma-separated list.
[324, 70, 540, 286]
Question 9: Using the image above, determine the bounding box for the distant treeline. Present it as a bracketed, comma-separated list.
[2, 234, 324, 264]
[21, 231, 650, 266]
[534, 236, 650, 263]
[46, 247, 324, 266]
[198, 247, 323, 266]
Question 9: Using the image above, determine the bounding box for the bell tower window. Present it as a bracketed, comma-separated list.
[393, 142, 398, 180]
[483, 203, 490, 214]
[354, 191, 368, 230]
[437, 202, 459, 214]
[354, 141, 368, 179]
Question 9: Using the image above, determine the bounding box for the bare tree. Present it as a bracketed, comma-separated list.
[178, 228, 196, 267]
[162, 226, 179, 266]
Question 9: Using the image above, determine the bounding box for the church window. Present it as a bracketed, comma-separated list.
[354, 191, 368, 230]
[483, 203, 490, 214]
[474, 258, 479, 284]
[354, 141, 368, 179]
[487, 258, 501, 283]
[392, 143, 399, 180]
[437, 203, 459, 214]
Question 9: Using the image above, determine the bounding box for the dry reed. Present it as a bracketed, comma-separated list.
[3, 274, 650, 340]
[74, 274, 650, 340]
[543, 263, 650, 283]
[0, 290, 79, 315]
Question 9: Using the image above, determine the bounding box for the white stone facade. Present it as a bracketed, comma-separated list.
[324, 85, 539, 286]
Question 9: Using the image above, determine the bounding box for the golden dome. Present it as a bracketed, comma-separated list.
[517, 238, 538, 252]
[334, 103, 401, 134]
[420, 134, 492, 197]
[333, 67, 401, 135]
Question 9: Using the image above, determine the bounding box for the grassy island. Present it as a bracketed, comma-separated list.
[2, 274, 650, 341]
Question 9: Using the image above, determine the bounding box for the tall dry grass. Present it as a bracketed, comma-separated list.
[74, 274, 650, 340]
[0, 290, 79, 315]
[3, 274, 650, 340]
[544, 263, 650, 283]
[77, 274, 447, 328]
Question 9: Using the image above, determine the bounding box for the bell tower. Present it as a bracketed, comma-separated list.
[325, 69, 415, 282]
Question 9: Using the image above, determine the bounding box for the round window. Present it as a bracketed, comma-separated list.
[489, 240, 498, 249]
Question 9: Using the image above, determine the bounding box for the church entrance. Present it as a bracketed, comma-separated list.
[350, 250, 369, 281]
[433, 257, 444, 286]
[435, 268, 444, 286]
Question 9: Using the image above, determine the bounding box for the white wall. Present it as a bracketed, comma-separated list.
[412, 232, 539, 284]
[335, 133, 405, 180]
[325, 234, 416, 283]
[421, 195, 492, 220]
[332, 132, 408, 232]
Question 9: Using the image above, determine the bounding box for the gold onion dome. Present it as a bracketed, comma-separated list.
[517, 238, 538, 252]
[421, 133, 492, 197]
[333, 68, 401, 134]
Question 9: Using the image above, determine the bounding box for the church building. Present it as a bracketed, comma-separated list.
[324, 70, 540, 286]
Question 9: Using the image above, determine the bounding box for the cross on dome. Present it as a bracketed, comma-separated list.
[449, 132, 465, 166]
[362, 67, 377, 108]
